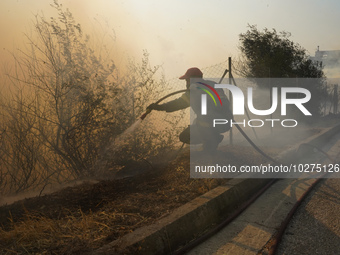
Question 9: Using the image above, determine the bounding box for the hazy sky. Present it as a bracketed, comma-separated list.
[1, 0, 340, 78]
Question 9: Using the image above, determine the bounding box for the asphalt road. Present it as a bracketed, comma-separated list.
[276, 176, 340, 255]
[187, 134, 340, 255]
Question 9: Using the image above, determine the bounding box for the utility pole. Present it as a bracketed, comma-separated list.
[228, 57, 233, 145]
[334, 84, 338, 114]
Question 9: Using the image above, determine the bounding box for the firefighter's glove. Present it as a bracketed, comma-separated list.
[147, 103, 163, 111]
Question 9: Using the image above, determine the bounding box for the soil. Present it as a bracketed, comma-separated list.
[0, 144, 275, 254]
[0, 118, 336, 254]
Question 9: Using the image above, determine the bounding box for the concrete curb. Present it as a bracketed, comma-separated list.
[94, 124, 340, 255]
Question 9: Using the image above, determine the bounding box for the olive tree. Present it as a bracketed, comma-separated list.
[237, 25, 327, 116]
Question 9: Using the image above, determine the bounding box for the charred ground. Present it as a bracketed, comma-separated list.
[0, 117, 336, 254]
[0, 144, 274, 254]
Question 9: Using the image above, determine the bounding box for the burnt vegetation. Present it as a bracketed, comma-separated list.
[0, 1, 181, 195]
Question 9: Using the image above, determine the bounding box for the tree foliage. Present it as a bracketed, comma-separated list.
[238, 25, 327, 116]
[238, 25, 324, 79]
[0, 1, 182, 195]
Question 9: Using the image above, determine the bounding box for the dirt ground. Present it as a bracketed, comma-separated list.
[0, 143, 278, 254]
[0, 117, 336, 254]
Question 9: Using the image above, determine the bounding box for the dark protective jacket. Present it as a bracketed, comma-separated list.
[157, 79, 232, 125]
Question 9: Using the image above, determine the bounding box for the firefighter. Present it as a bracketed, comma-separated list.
[147, 67, 232, 152]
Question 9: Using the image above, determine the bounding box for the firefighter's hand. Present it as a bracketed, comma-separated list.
[147, 103, 163, 111]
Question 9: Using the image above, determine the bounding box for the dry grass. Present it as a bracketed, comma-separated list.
[1, 202, 161, 254]
[0, 141, 296, 254]
[0, 152, 231, 254]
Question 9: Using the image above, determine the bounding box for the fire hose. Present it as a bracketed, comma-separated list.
[140, 89, 279, 164]
[139, 90, 336, 255]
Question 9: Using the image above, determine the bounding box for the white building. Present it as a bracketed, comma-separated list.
[310, 47, 340, 77]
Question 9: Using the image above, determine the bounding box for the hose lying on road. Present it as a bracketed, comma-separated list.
[266, 144, 337, 255]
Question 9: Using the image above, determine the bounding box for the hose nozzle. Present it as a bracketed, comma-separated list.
[140, 108, 151, 120]
[139, 89, 188, 121]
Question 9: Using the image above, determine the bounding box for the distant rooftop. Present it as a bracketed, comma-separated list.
[310, 46, 340, 69]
